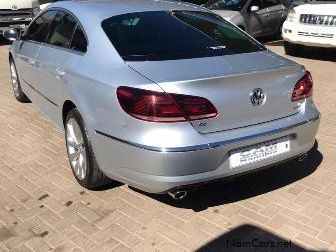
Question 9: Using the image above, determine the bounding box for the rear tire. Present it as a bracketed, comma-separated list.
[65, 108, 110, 189]
[284, 41, 303, 56]
[9, 59, 30, 103]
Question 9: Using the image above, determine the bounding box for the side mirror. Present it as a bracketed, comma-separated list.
[3, 29, 19, 42]
[250, 5, 260, 12]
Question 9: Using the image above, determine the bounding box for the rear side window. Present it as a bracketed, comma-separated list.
[70, 25, 87, 53]
[102, 11, 264, 61]
[47, 11, 77, 48]
[25, 10, 56, 42]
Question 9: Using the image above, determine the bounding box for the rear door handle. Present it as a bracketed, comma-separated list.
[55, 67, 65, 77]
[28, 59, 35, 66]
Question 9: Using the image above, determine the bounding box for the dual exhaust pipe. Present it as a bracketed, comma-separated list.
[299, 153, 308, 162]
[168, 153, 308, 200]
[168, 190, 188, 200]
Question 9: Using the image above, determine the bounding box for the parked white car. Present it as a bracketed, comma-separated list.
[282, 2, 336, 55]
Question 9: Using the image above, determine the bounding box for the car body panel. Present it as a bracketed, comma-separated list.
[33, 45, 71, 124]
[211, 10, 245, 28]
[267, 3, 287, 33]
[246, 6, 272, 36]
[9, 0, 320, 193]
[14, 41, 41, 87]
[93, 102, 319, 193]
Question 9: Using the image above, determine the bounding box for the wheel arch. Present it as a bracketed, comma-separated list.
[62, 100, 77, 126]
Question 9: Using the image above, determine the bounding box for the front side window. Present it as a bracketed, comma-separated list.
[25, 10, 57, 42]
[102, 11, 264, 61]
[46, 11, 77, 48]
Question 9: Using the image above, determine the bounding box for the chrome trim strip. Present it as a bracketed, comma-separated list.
[95, 114, 320, 153]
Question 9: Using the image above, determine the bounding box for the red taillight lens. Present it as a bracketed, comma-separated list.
[291, 71, 313, 102]
[117, 86, 217, 122]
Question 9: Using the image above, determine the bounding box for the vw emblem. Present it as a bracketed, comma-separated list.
[12, 5, 18, 10]
[250, 88, 266, 106]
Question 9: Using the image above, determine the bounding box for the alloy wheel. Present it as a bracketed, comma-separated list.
[10, 62, 19, 96]
[66, 118, 87, 180]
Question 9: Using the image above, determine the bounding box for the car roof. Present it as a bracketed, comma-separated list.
[50, 0, 207, 21]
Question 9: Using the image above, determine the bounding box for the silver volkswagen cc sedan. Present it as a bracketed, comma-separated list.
[5, 0, 320, 199]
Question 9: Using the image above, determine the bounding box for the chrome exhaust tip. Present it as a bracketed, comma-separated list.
[299, 153, 308, 162]
[168, 190, 188, 200]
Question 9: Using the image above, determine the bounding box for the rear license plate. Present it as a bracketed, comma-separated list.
[230, 138, 290, 169]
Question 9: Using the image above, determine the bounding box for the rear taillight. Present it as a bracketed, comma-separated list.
[117, 86, 217, 122]
[291, 71, 313, 102]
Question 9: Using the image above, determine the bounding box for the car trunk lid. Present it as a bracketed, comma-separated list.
[127, 51, 305, 133]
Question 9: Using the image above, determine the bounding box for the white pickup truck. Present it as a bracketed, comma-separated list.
[0, 0, 40, 36]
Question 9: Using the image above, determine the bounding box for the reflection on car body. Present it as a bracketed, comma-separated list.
[204, 0, 289, 37]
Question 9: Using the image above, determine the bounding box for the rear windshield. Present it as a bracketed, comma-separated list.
[102, 11, 264, 61]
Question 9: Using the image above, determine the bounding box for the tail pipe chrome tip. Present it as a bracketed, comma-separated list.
[168, 190, 188, 200]
[299, 153, 308, 162]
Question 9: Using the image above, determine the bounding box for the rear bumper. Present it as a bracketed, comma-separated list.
[93, 103, 320, 193]
[282, 21, 336, 48]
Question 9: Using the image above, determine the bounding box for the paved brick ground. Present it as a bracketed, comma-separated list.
[0, 38, 335, 252]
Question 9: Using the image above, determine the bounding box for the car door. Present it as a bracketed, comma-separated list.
[245, 0, 271, 37]
[266, 0, 287, 34]
[34, 10, 78, 125]
[15, 11, 55, 92]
